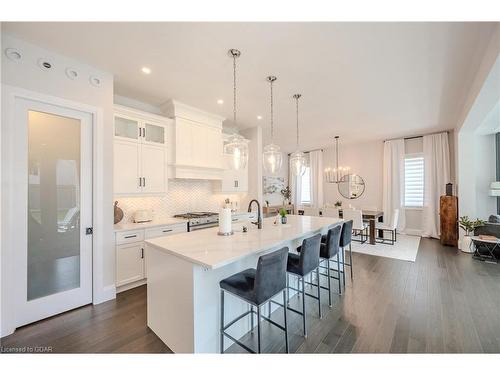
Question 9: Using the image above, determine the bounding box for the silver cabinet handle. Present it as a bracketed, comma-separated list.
[141, 248, 144, 259]
[162, 229, 173, 233]
[124, 234, 137, 239]
[139, 177, 142, 187]
[143, 127, 146, 138]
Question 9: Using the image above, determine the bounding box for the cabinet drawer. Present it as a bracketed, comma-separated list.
[145, 223, 187, 239]
[116, 229, 145, 245]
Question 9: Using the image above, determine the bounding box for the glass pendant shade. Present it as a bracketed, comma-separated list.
[262, 143, 283, 175]
[224, 133, 248, 170]
[290, 151, 307, 176]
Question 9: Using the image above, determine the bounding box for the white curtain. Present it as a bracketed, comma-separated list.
[422, 132, 450, 239]
[382, 139, 406, 231]
[309, 150, 324, 208]
[290, 162, 302, 209]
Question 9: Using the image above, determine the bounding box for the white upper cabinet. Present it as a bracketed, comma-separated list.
[113, 105, 169, 196]
[162, 100, 224, 180]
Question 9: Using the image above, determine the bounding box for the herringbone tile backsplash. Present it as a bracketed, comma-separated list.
[115, 179, 245, 223]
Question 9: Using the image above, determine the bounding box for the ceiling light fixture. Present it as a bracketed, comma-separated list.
[262, 76, 283, 175]
[290, 94, 307, 177]
[257, 115, 262, 120]
[223, 49, 249, 171]
[324, 136, 350, 183]
[217, 99, 224, 104]
[141, 67, 151, 74]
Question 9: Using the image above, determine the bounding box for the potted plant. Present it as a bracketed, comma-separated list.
[279, 208, 288, 224]
[459, 216, 486, 253]
[280, 186, 291, 206]
[334, 200, 342, 208]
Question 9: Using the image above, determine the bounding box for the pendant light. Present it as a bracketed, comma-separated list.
[223, 49, 249, 171]
[262, 76, 283, 175]
[289, 94, 307, 176]
[324, 136, 350, 183]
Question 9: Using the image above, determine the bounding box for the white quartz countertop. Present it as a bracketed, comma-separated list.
[114, 218, 188, 232]
[145, 215, 343, 269]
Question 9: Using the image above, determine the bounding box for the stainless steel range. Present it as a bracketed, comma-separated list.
[173, 212, 219, 232]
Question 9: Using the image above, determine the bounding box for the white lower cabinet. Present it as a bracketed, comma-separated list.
[115, 222, 187, 292]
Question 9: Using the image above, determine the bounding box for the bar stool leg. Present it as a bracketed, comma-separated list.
[257, 305, 262, 353]
[268, 301, 271, 318]
[297, 276, 300, 300]
[349, 243, 353, 281]
[341, 248, 346, 287]
[250, 305, 254, 333]
[286, 273, 290, 306]
[283, 290, 289, 353]
[336, 253, 342, 295]
[316, 267, 322, 318]
[327, 259, 332, 307]
[220, 290, 224, 353]
[301, 277, 307, 337]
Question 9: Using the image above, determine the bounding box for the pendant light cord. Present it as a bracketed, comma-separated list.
[295, 96, 299, 149]
[233, 53, 237, 126]
[270, 79, 274, 140]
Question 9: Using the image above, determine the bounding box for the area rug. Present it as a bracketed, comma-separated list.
[350, 233, 421, 262]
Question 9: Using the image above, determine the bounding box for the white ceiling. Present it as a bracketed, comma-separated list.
[3, 22, 497, 152]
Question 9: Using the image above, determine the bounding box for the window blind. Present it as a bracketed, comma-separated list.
[404, 155, 424, 207]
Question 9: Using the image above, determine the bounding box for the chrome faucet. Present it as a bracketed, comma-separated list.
[247, 199, 262, 229]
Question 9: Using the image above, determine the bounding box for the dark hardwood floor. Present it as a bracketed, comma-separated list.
[2, 238, 499, 353]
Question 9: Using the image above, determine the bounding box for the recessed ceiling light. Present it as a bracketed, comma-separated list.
[217, 99, 224, 104]
[257, 115, 262, 120]
[141, 67, 151, 74]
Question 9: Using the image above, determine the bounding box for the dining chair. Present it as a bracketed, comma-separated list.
[302, 207, 320, 216]
[342, 209, 368, 244]
[322, 207, 340, 218]
[375, 209, 399, 245]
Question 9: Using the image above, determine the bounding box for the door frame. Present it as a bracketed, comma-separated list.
[1, 85, 108, 336]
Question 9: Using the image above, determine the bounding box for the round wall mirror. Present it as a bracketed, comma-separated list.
[338, 174, 365, 199]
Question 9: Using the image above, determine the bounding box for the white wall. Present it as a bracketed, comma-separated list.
[1, 34, 115, 335]
[323, 140, 383, 210]
[240, 126, 263, 211]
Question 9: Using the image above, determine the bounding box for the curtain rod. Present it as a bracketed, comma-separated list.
[384, 130, 449, 142]
[287, 148, 323, 156]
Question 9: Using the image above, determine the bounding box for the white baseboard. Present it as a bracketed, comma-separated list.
[93, 284, 116, 305]
[402, 228, 423, 236]
[116, 279, 147, 294]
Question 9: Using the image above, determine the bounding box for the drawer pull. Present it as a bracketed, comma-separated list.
[162, 229, 173, 233]
[141, 248, 144, 259]
[124, 234, 137, 239]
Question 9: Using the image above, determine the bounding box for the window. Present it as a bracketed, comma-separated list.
[404, 154, 424, 208]
[300, 166, 311, 205]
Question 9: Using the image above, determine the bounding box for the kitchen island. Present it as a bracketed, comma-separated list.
[145, 214, 343, 353]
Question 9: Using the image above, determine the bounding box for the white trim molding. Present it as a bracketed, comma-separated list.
[1, 85, 114, 337]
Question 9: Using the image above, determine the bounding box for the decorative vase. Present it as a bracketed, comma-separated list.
[460, 235, 473, 253]
[281, 216, 287, 224]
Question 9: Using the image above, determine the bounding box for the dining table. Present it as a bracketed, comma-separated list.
[337, 209, 384, 245]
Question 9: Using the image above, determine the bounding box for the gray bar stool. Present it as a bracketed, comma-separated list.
[286, 233, 322, 338]
[339, 220, 354, 283]
[313, 224, 343, 306]
[219, 247, 289, 354]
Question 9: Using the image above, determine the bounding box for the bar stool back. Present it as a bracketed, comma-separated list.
[339, 219, 354, 284]
[219, 247, 289, 354]
[320, 224, 343, 306]
[286, 233, 322, 337]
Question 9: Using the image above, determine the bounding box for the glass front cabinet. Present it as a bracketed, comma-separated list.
[113, 106, 169, 195]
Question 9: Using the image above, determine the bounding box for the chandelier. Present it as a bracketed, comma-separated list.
[324, 136, 350, 183]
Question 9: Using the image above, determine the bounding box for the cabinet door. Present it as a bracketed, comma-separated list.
[115, 115, 140, 142]
[144, 122, 165, 145]
[204, 127, 223, 169]
[141, 144, 166, 194]
[116, 242, 145, 287]
[114, 140, 141, 194]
